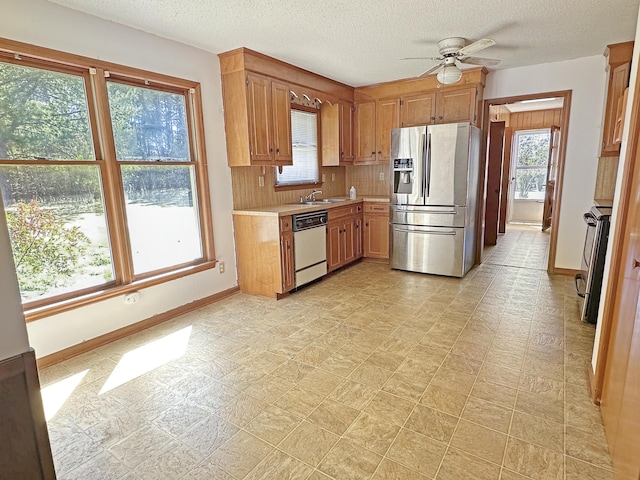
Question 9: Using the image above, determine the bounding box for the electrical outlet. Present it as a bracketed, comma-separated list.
[332, 173, 336, 181]
[258, 176, 265, 187]
[123, 291, 140, 304]
[322, 173, 326, 183]
[219, 261, 225, 274]
[379, 172, 385, 181]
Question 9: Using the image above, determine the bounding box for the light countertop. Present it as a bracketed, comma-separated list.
[233, 197, 389, 217]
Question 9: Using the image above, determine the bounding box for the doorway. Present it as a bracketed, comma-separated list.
[480, 91, 571, 273]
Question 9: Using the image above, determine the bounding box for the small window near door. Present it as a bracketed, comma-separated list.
[275, 108, 319, 187]
[513, 129, 550, 201]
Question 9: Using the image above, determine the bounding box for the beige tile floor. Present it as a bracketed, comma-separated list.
[41, 226, 612, 480]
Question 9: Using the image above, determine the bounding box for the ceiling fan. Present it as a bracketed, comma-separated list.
[402, 37, 501, 85]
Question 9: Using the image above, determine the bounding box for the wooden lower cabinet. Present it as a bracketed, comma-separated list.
[327, 203, 363, 272]
[233, 213, 295, 298]
[363, 202, 390, 259]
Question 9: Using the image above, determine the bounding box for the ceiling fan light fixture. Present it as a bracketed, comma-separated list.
[437, 64, 462, 85]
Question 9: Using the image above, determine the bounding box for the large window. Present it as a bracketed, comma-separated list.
[512, 129, 551, 201]
[0, 45, 214, 312]
[276, 108, 320, 186]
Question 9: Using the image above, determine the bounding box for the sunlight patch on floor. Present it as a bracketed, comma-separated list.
[41, 369, 88, 421]
[99, 326, 192, 395]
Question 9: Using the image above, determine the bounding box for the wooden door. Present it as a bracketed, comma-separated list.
[376, 98, 400, 163]
[354, 215, 363, 259]
[401, 93, 436, 127]
[602, 62, 631, 156]
[437, 87, 476, 124]
[355, 101, 376, 163]
[340, 102, 354, 163]
[542, 126, 560, 232]
[271, 80, 292, 165]
[280, 230, 295, 292]
[498, 127, 513, 234]
[364, 215, 390, 259]
[246, 74, 273, 163]
[484, 121, 505, 246]
[326, 221, 342, 272]
[342, 217, 356, 264]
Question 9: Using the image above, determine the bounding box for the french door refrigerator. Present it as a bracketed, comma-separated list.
[390, 122, 481, 277]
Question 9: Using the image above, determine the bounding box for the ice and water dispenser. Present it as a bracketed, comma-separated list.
[393, 158, 414, 194]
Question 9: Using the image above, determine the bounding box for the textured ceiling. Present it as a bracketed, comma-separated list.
[49, 0, 639, 87]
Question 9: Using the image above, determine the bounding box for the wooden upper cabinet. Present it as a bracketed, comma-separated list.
[271, 80, 292, 164]
[601, 42, 633, 156]
[321, 101, 354, 166]
[355, 101, 377, 163]
[376, 98, 400, 163]
[437, 87, 477, 124]
[246, 74, 273, 163]
[340, 102, 354, 163]
[401, 93, 437, 127]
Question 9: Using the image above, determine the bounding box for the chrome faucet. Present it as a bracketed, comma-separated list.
[304, 190, 322, 202]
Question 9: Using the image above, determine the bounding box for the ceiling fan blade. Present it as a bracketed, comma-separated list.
[459, 56, 501, 66]
[457, 38, 496, 56]
[418, 63, 443, 78]
[400, 56, 443, 61]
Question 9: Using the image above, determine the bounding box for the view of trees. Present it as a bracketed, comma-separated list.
[0, 60, 197, 302]
[514, 132, 550, 199]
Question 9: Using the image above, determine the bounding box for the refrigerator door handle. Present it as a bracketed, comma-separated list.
[393, 206, 457, 215]
[393, 227, 457, 236]
[425, 132, 432, 198]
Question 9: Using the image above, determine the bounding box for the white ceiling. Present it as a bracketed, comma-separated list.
[50, 0, 639, 87]
[504, 98, 565, 113]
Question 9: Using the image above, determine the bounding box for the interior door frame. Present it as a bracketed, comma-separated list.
[479, 90, 572, 273]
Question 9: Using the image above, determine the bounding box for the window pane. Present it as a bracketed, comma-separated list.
[121, 165, 202, 274]
[0, 62, 94, 160]
[514, 167, 547, 200]
[276, 110, 318, 185]
[107, 82, 190, 162]
[515, 132, 550, 167]
[0, 165, 113, 302]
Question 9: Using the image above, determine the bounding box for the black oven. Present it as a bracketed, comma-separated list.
[575, 206, 612, 324]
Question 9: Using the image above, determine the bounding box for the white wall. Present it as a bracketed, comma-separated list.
[485, 56, 607, 270]
[0, 0, 237, 358]
[592, 9, 640, 370]
[0, 197, 30, 361]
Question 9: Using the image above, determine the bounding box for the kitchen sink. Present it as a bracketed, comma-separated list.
[289, 198, 348, 206]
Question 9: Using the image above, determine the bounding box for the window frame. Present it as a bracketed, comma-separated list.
[511, 128, 551, 202]
[0, 38, 216, 320]
[274, 104, 322, 191]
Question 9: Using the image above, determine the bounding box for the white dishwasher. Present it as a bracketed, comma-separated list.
[292, 211, 328, 288]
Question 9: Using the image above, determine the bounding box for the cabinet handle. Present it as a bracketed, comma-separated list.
[269, 148, 273, 153]
[276, 148, 280, 153]
[634, 258, 640, 269]
[439, 116, 443, 120]
[371, 151, 376, 155]
[378, 151, 382, 154]
[365, 222, 369, 227]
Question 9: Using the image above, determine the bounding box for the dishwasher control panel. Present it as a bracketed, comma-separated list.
[292, 211, 328, 231]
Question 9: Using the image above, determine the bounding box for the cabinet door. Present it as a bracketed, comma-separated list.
[271, 80, 292, 164]
[354, 215, 363, 259]
[342, 217, 356, 264]
[246, 74, 273, 163]
[340, 102, 354, 164]
[602, 62, 631, 156]
[365, 214, 390, 259]
[402, 93, 437, 127]
[355, 101, 376, 163]
[321, 103, 340, 166]
[280, 230, 295, 292]
[326, 221, 342, 272]
[436, 87, 477, 124]
[376, 98, 400, 163]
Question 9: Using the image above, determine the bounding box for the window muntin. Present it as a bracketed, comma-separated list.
[107, 82, 190, 162]
[0, 165, 113, 302]
[0, 49, 213, 311]
[0, 62, 95, 161]
[513, 130, 550, 201]
[276, 108, 319, 186]
[122, 165, 202, 274]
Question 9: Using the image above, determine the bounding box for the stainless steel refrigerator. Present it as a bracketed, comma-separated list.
[390, 122, 481, 277]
